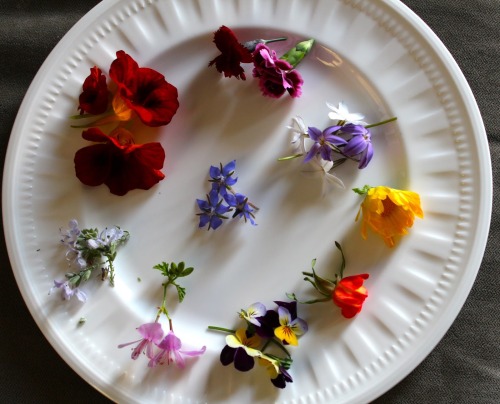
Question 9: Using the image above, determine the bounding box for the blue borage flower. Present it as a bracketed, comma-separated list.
[50, 219, 129, 301]
[209, 300, 308, 389]
[196, 160, 259, 230]
[279, 102, 397, 193]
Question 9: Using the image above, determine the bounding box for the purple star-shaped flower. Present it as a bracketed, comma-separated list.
[209, 160, 238, 195]
[341, 124, 373, 169]
[196, 188, 231, 230]
[303, 125, 346, 163]
[224, 192, 257, 225]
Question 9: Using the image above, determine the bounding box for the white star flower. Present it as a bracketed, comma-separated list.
[326, 101, 366, 125]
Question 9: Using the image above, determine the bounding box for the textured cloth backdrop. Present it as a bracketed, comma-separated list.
[0, 0, 498, 403]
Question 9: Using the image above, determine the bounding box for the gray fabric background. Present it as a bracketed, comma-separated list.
[0, 0, 498, 402]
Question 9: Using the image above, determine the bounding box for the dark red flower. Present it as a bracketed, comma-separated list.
[208, 26, 253, 80]
[74, 127, 165, 196]
[252, 44, 303, 98]
[78, 66, 109, 115]
[332, 274, 369, 318]
[109, 50, 179, 127]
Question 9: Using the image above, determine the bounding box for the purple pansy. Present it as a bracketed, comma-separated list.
[149, 331, 206, 368]
[341, 123, 373, 168]
[303, 125, 346, 163]
[271, 367, 293, 388]
[254, 301, 299, 339]
[252, 44, 303, 98]
[220, 328, 263, 372]
[118, 322, 164, 360]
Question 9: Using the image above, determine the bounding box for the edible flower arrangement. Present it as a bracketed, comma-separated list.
[50, 24, 424, 393]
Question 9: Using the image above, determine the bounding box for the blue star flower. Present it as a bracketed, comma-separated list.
[196, 188, 231, 230]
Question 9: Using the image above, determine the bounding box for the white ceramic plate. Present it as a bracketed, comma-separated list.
[3, 0, 491, 403]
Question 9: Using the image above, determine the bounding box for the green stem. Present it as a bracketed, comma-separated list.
[263, 37, 287, 44]
[107, 258, 115, 287]
[268, 338, 291, 358]
[277, 153, 303, 161]
[155, 281, 172, 322]
[335, 241, 346, 279]
[207, 326, 236, 334]
[365, 116, 397, 128]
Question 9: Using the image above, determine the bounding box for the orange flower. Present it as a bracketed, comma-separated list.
[332, 274, 369, 318]
[356, 186, 423, 247]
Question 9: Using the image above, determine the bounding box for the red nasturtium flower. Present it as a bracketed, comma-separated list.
[208, 25, 253, 80]
[332, 274, 369, 319]
[78, 66, 109, 115]
[109, 50, 179, 127]
[74, 127, 165, 196]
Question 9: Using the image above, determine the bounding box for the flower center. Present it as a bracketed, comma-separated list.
[381, 198, 397, 217]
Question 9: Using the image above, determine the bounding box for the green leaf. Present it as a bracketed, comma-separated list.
[352, 185, 371, 195]
[153, 262, 170, 277]
[82, 269, 92, 282]
[175, 284, 186, 302]
[179, 267, 194, 277]
[68, 275, 81, 286]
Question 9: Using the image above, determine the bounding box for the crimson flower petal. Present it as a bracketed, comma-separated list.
[208, 26, 253, 80]
[109, 50, 179, 127]
[78, 66, 109, 115]
[74, 127, 166, 196]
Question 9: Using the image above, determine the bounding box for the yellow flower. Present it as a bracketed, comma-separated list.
[356, 186, 423, 247]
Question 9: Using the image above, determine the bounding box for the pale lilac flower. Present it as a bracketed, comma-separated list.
[148, 331, 206, 368]
[326, 101, 366, 125]
[341, 123, 373, 169]
[60, 219, 81, 247]
[118, 322, 164, 360]
[87, 226, 125, 249]
[60, 219, 85, 265]
[50, 280, 87, 302]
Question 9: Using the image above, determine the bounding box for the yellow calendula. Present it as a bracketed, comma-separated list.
[355, 185, 423, 248]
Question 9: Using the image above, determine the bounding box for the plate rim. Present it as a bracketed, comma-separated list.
[2, 0, 492, 402]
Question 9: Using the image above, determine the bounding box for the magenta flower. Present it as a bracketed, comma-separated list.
[148, 331, 206, 368]
[117, 322, 164, 360]
[252, 44, 303, 98]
